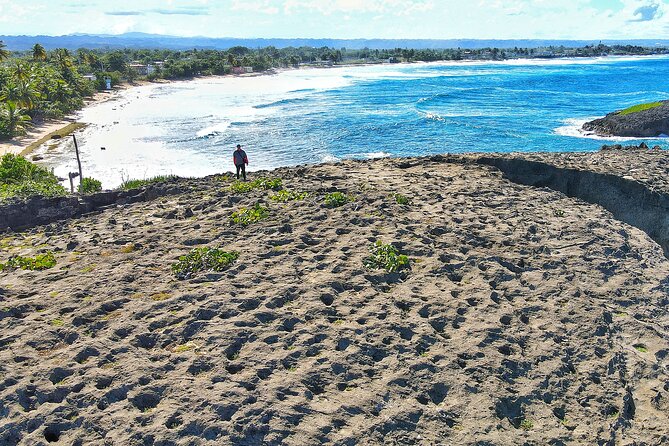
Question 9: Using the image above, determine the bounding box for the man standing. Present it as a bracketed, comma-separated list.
[233, 144, 249, 181]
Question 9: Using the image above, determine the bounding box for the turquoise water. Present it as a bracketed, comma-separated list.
[41, 56, 669, 187]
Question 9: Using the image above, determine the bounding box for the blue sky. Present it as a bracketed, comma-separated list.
[1, 0, 668, 39]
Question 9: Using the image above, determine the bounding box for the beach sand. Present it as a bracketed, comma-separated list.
[1, 154, 668, 445]
[0, 85, 144, 158]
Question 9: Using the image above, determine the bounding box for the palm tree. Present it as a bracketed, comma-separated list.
[0, 101, 32, 136]
[0, 41, 10, 62]
[32, 43, 47, 62]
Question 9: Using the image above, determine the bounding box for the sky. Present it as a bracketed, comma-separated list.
[0, 0, 668, 40]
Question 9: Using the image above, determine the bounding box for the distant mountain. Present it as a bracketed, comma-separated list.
[2, 33, 669, 51]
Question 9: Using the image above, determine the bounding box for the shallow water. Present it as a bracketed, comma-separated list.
[38, 56, 669, 188]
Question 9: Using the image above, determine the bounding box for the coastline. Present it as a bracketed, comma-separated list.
[4, 53, 667, 163]
[0, 82, 157, 158]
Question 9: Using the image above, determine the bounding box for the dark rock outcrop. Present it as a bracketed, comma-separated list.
[0, 182, 185, 232]
[583, 100, 669, 137]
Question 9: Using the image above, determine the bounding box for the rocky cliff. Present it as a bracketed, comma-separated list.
[582, 100, 669, 137]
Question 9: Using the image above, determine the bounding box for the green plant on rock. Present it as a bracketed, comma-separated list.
[79, 177, 102, 194]
[0, 252, 57, 271]
[228, 177, 283, 193]
[172, 247, 239, 280]
[363, 241, 410, 273]
[270, 189, 309, 202]
[393, 193, 411, 205]
[253, 177, 283, 191]
[324, 192, 351, 207]
[519, 419, 533, 431]
[230, 203, 269, 226]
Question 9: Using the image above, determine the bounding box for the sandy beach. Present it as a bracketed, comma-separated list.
[1, 150, 668, 445]
[0, 83, 156, 158]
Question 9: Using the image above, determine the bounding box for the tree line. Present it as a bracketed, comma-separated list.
[1, 40, 667, 140]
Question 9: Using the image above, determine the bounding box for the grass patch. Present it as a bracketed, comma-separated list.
[50, 319, 65, 327]
[172, 247, 239, 280]
[364, 241, 410, 273]
[633, 344, 648, 353]
[172, 341, 199, 353]
[228, 177, 283, 193]
[270, 189, 309, 202]
[119, 175, 178, 190]
[618, 101, 664, 116]
[0, 252, 56, 271]
[230, 204, 269, 226]
[120, 243, 136, 253]
[0, 154, 67, 201]
[150, 292, 171, 301]
[324, 192, 351, 207]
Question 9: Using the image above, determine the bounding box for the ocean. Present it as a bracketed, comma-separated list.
[37, 55, 669, 188]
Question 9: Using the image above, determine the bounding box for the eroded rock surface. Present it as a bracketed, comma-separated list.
[1, 156, 668, 445]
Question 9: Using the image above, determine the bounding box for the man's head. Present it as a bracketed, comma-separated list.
[236, 144, 241, 150]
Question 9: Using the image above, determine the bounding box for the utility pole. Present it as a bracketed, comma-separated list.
[72, 134, 83, 192]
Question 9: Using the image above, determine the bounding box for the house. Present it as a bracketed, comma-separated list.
[232, 66, 254, 74]
[128, 63, 149, 76]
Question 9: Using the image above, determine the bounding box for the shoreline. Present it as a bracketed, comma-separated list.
[3, 52, 667, 161]
[0, 81, 161, 158]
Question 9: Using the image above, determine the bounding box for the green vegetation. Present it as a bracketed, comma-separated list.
[228, 177, 283, 193]
[50, 319, 65, 327]
[172, 247, 239, 280]
[393, 193, 411, 205]
[633, 344, 648, 353]
[363, 241, 410, 273]
[0, 252, 56, 271]
[0, 153, 66, 200]
[0, 40, 666, 140]
[519, 419, 533, 431]
[119, 175, 177, 190]
[270, 189, 309, 202]
[230, 203, 269, 226]
[172, 341, 199, 353]
[324, 192, 352, 207]
[619, 101, 664, 116]
[79, 177, 102, 194]
[0, 48, 95, 139]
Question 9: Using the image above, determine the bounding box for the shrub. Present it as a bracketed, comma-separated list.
[270, 189, 309, 202]
[119, 175, 177, 190]
[230, 203, 269, 226]
[394, 193, 411, 205]
[324, 192, 351, 207]
[0, 252, 57, 271]
[79, 177, 102, 194]
[0, 154, 66, 200]
[172, 247, 239, 280]
[363, 241, 410, 273]
[253, 177, 283, 190]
